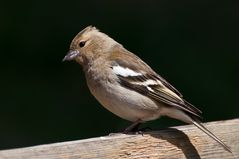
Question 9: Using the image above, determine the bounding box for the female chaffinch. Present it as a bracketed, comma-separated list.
[63, 26, 231, 152]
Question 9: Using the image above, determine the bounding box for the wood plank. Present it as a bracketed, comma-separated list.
[0, 119, 238, 159]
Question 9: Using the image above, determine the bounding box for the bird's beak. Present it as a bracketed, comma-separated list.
[62, 50, 80, 62]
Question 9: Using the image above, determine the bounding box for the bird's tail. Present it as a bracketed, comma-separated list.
[192, 119, 232, 153]
[163, 107, 232, 152]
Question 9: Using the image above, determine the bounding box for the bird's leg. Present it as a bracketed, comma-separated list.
[123, 119, 142, 134]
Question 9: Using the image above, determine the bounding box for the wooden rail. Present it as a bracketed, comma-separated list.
[0, 119, 238, 159]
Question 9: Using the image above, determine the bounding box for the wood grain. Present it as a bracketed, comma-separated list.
[0, 119, 238, 159]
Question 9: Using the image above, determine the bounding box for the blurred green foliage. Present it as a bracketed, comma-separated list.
[0, 0, 238, 149]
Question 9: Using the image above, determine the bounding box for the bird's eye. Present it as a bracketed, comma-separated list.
[79, 41, 86, 48]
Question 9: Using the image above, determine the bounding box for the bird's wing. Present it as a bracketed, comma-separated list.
[109, 47, 202, 118]
[109, 47, 183, 97]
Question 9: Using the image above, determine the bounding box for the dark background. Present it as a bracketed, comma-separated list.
[1, 0, 238, 150]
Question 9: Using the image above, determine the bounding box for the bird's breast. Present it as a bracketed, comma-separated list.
[85, 71, 161, 122]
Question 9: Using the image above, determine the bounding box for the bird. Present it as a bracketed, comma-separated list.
[63, 26, 231, 152]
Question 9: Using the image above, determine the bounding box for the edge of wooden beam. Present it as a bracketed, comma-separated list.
[0, 118, 238, 159]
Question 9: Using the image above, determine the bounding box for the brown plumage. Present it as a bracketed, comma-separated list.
[63, 26, 231, 152]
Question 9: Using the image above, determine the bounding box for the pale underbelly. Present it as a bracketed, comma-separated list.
[88, 81, 161, 122]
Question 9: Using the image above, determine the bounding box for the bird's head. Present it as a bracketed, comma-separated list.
[63, 26, 118, 66]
